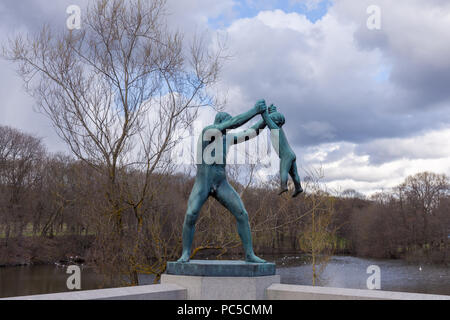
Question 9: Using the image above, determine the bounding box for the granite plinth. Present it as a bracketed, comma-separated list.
[166, 260, 276, 277]
[161, 274, 280, 300]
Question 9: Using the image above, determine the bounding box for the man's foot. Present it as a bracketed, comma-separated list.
[245, 253, 267, 263]
[177, 252, 191, 263]
[292, 187, 303, 198]
[278, 188, 288, 196]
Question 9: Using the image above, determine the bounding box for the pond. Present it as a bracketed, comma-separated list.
[1, 255, 449, 298]
[275, 255, 450, 295]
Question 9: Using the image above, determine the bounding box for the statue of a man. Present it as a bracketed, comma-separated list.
[177, 99, 269, 263]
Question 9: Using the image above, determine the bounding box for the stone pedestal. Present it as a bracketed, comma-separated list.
[161, 274, 280, 300]
[161, 260, 280, 300]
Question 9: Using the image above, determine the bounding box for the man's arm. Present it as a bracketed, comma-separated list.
[215, 99, 267, 132]
[230, 119, 267, 145]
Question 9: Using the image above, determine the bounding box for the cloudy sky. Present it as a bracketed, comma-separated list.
[1, 0, 450, 195]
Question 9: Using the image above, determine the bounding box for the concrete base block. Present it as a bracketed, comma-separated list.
[161, 274, 280, 300]
[2, 284, 187, 300]
[266, 284, 450, 300]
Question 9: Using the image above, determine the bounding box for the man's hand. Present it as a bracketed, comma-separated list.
[269, 104, 277, 114]
[254, 99, 267, 114]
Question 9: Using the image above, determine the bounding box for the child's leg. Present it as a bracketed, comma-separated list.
[279, 158, 290, 195]
[289, 160, 303, 197]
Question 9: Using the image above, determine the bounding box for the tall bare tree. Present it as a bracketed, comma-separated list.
[3, 0, 224, 284]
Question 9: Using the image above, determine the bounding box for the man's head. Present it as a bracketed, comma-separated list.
[270, 111, 285, 127]
[214, 112, 232, 125]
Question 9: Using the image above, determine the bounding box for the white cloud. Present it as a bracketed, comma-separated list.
[357, 129, 450, 164]
[207, 2, 450, 195]
[1, 0, 450, 195]
[297, 128, 450, 194]
[216, 8, 398, 145]
[322, 154, 450, 195]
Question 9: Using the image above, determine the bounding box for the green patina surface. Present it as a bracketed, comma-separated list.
[167, 260, 276, 277]
[177, 100, 302, 266]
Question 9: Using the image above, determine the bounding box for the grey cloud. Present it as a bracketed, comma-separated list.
[0, 59, 67, 153]
[0, 0, 89, 32]
[341, 0, 450, 110]
[300, 121, 336, 141]
[2, 0, 450, 170]
[217, 4, 450, 152]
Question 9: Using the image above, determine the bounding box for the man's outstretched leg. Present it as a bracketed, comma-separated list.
[214, 181, 266, 263]
[177, 183, 208, 262]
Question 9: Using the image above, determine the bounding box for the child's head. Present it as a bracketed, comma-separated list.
[270, 112, 285, 127]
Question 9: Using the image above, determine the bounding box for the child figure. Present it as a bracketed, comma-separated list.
[262, 103, 303, 197]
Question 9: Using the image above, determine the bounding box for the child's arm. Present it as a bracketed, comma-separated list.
[262, 109, 279, 130]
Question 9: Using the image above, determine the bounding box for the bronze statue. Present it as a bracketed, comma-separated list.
[177, 99, 302, 263]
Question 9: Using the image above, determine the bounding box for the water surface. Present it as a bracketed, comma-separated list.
[1, 255, 449, 298]
[275, 255, 450, 295]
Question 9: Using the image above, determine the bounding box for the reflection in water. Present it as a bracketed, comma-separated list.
[0, 256, 449, 298]
[0, 265, 156, 298]
[0, 265, 107, 298]
[276, 256, 450, 295]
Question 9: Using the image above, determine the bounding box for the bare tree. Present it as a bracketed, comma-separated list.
[3, 0, 224, 284]
[298, 169, 338, 286]
[0, 126, 45, 242]
[399, 172, 449, 244]
[350, 172, 450, 262]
